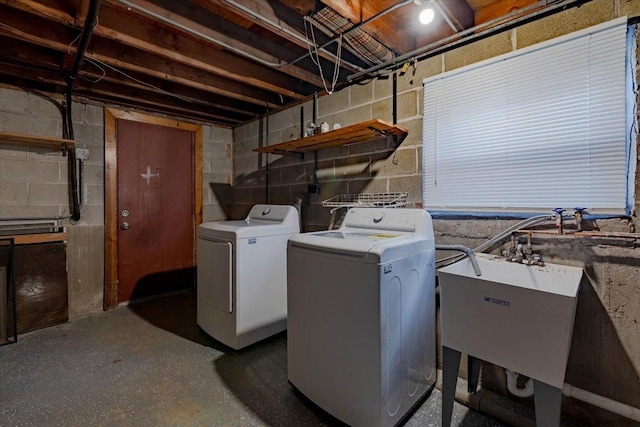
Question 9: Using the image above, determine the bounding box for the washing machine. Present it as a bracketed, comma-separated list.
[197, 204, 299, 350]
[287, 208, 436, 427]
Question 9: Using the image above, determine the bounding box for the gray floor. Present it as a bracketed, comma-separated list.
[1, 292, 507, 427]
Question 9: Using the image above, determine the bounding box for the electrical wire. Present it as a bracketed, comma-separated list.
[304, 16, 342, 95]
[83, 57, 193, 103]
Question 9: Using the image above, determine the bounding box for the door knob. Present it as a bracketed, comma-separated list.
[121, 222, 130, 230]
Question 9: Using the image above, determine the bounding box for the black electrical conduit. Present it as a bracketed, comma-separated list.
[64, 0, 101, 222]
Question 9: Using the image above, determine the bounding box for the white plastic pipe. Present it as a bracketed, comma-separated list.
[563, 383, 640, 422]
[504, 369, 640, 422]
[505, 369, 535, 398]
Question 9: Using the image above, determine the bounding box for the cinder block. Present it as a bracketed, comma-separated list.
[28, 183, 69, 205]
[348, 137, 392, 156]
[317, 179, 349, 204]
[268, 186, 292, 204]
[388, 175, 422, 204]
[83, 184, 104, 206]
[233, 187, 252, 203]
[335, 155, 371, 180]
[0, 182, 28, 205]
[72, 204, 104, 225]
[81, 163, 104, 185]
[73, 123, 104, 146]
[374, 76, 393, 100]
[0, 144, 28, 159]
[445, 30, 512, 71]
[397, 118, 423, 148]
[0, 204, 59, 219]
[280, 125, 301, 143]
[202, 153, 212, 173]
[203, 203, 229, 222]
[350, 177, 388, 195]
[621, 0, 640, 17]
[83, 104, 104, 126]
[318, 86, 350, 116]
[211, 156, 232, 172]
[336, 104, 372, 127]
[399, 55, 442, 92]
[0, 158, 60, 183]
[516, 0, 612, 49]
[204, 142, 231, 162]
[233, 154, 258, 175]
[0, 88, 28, 114]
[269, 109, 293, 132]
[250, 187, 267, 204]
[210, 125, 232, 142]
[0, 112, 61, 138]
[351, 81, 373, 107]
[372, 98, 392, 123]
[27, 147, 67, 162]
[371, 148, 417, 177]
[280, 162, 312, 184]
[27, 95, 63, 120]
[397, 91, 418, 120]
[317, 144, 349, 160]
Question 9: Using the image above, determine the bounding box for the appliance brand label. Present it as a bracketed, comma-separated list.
[383, 264, 392, 274]
[484, 296, 510, 307]
[249, 238, 257, 244]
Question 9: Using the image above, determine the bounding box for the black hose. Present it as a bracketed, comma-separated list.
[64, 0, 101, 222]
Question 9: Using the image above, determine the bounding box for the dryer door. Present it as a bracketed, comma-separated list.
[198, 238, 233, 313]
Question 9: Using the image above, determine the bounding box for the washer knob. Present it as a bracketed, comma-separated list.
[262, 208, 271, 216]
[373, 212, 384, 223]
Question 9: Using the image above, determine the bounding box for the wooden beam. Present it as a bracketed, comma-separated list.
[75, 0, 91, 26]
[87, 37, 287, 109]
[200, 0, 367, 71]
[321, 0, 415, 54]
[0, 0, 76, 26]
[74, 79, 250, 123]
[102, 0, 326, 88]
[96, 2, 311, 99]
[0, 5, 78, 52]
[435, 0, 474, 31]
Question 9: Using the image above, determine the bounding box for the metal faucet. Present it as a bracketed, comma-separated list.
[574, 207, 587, 232]
[553, 208, 565, 234]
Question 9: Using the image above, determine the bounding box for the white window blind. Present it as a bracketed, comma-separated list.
[422, 18, 634, 215]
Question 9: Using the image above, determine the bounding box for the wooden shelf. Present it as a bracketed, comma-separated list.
[253, 119, 407, 156]
[0, 132, 74, 153]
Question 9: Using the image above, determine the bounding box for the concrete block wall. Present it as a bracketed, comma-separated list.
[1, 89, 232, 318]
[233, 1, 640, 425]
[1, 89, 105, 318]
[202, 125, 233, 222]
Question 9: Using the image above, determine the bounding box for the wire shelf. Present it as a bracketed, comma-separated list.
[322, 192, 408, 209]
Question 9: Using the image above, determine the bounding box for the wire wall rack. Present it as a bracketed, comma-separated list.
[322, 192, 408, 229]
[322, 192, 408, 209]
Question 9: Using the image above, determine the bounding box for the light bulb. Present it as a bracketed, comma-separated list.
[419, 8, 434, 25]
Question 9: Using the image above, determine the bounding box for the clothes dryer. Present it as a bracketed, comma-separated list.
[198, 204, 299, 349]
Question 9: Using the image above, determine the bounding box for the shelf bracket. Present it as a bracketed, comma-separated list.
[62, 143, 68, 157]
[272, 149, 303, 159]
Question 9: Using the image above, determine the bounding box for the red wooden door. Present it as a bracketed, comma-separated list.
[116, 119, 195, 303]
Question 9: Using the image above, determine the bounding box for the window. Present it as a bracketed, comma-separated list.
[422, 18, 636, 215]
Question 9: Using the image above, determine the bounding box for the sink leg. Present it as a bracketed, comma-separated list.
[467, 356, 482, 393]
[442, 346, 461, 427]
[533, 379, 562, 427]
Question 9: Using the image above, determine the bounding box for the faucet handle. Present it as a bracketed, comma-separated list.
[574, 207, 587, 214]
[553, 208, 565, 215]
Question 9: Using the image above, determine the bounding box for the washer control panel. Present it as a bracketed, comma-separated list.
[342, 208, 433, 236]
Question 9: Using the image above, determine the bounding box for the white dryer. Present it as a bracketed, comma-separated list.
[197, 204, 299, 350]
[287, 208, 436, 427]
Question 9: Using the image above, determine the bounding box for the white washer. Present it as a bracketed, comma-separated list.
[287, 208, 436, 427]
[197, 204, 299, 350]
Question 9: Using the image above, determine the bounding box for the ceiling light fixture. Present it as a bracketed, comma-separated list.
[414, 0, 435, 25]
[419, 8, 435, 25]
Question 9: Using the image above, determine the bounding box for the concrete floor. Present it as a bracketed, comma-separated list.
[0, 292, 507, 427]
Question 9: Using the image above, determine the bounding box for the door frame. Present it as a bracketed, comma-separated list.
[104, 108, 203, 310]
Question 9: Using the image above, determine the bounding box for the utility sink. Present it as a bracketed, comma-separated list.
[438, 253, 583, 389]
